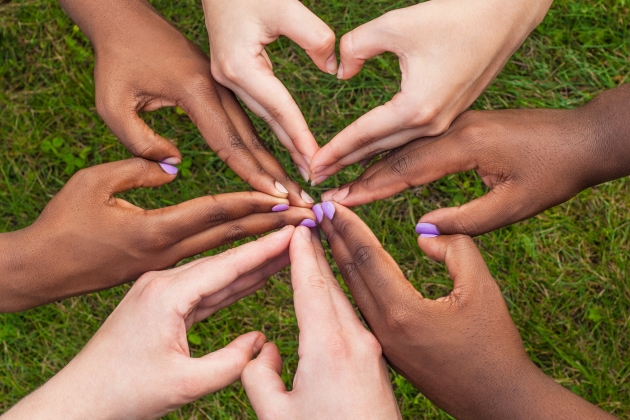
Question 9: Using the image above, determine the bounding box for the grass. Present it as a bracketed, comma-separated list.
[1, 0, 629, 418]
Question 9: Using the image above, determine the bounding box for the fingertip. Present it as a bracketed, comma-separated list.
[253, 333, 267, 355]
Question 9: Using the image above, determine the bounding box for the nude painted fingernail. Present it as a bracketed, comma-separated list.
[420, 233, 438, 238]
[331, 188, 349, 203]
[275, 181, 289, 195]
[299, 225, 312, 242]
[313, 203, 324, 223]
[311, 175, 329, 186]
[161, 157, 181, 165]
[415, 222, 440, 236]
[300, 190, 315, 204]
[322, 202, 335, 220]
[302, 154, 312, 165]
[159, 162, 178, 175]
[358, 158, 371, 168]
[272, 204, 289, 212]
[298, 166, 310, 182]
[312, 166, 327, 174]
[321, 187, 338, 202]
[325, 53, 338, 75]
[337, 63, 344, 79]
[300, 219, 317, 228]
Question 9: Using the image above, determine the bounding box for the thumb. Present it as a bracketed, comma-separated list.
[273, 1, 337, 74]
[417, 235, 495, 303]
[184, 331, 267, 397]
[84, 158, 178, 195]
[242, 342, 288, 414]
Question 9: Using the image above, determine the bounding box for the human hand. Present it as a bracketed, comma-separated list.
[202, 0, 337, 179]
[2, 227, 295, 419]
[310, 0, 553, 183]
[321, 84, 630, 236]
[57, 0, 314, 206]
[319, 203, 616, 419]
[0, 158, 315, 312]
[241, 226, 402, 420]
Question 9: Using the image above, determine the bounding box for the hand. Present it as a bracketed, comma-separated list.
[57, 0, 314, 207]
[202, 0, 337, 179]
[322, 84, 630, 236]
[241, 226, 401, 420]
[319, 203, 616, 419]
[2, 228, 295, 419]
[0, 158, 315, 312]
[309, 0, 553, 184]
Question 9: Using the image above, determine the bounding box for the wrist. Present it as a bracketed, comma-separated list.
[0, 229, 37, 312]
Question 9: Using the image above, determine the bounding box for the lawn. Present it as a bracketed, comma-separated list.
[1, 0, 629, 418]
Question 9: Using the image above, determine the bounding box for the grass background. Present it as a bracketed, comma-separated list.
[1, 0, 629, 418]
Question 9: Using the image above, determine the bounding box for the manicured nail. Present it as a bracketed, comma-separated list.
[415, 222, 439, 236]
[161, 157, 181, 165]
[325, 53, 338, 75]
[311, 175, 329, 186]
[272, 204, 289, 212]
[312, 166, 327, 174]
[337, 63, 344, 79]
[420, 233, 438, 238]
[358, 158, 371, 168]
[302, 154, 312, 165]
[321, 187, 339, 202]
[253, 334, 266, 354]
[322, 202, 335, 220]
[159, 162, 178, 175]
[300, 190, 315, 204]
[275, 181, 289, 195]
[298, 166, 310, 182]
[331, 188, 349, 203]
[300, 219, 317, 228]
[299, 225, 312, 242]
[313, 203, 324, 223]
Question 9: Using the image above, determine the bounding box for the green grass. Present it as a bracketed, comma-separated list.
[1, 0, 629, 418]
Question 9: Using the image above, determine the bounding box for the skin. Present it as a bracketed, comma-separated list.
[57, 0, 314, 207]
[323, 84, 630, 236]
[319, 204, 616, 420]
[202, 0, 337, 181]
[2, 228, 296, 420]
[242, 226, 402, 420]
[0, 158, 315, 312]
[309, 0, 553, 184]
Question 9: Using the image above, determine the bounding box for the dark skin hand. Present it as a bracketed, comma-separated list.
[57, 0, 315, 207]
[319, 203, 616, 420]
[0, 158, 315, 313]
[322, 84, 630, 235]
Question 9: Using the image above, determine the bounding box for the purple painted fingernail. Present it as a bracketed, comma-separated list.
[415, 222, 439, 236]
[313, 203, 324, 223]
[420, 233, 438, 238]
[300, 219, 317, 228]
[272, 204, 289, 212]
[159, 162, 178, 175]
[322, 202, 335, 220]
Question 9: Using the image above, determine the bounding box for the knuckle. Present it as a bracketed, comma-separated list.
[389, 155, 410, 177]
[353, 245, 374, 267]
[223, 224, 248, 244]
[208, 205, 230, 225]
[313, 27, 336, 52]
[185, 72, 215, 96]
[383, 307, 413, 334]
[216, 57, 243, 84]
[408, 105, 440, 128]
[339, 260, 359, 282]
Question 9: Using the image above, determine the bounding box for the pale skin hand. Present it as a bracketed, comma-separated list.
[2, 228, 296, 420]
[202, 0, 337, 181]
[57, 0, 315, 207]
[319, 203, 616, 420]
[241, 226, 402, 420]
[310, 0, 554, 184]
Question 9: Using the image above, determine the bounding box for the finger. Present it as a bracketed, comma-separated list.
[417, 234, 496, 302]
[174, 207, 316, 260]
[242, 342, 288, 413]
[272, 1, 337, 74]
[185, 331, 267, 396]
[81, 158, 177, 196]
[179, 82, 290, 199]
[97, 95, 181, 163]
[319, 204, 419, 324]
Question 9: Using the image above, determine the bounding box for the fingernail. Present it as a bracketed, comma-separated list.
[358, 158, 371, 168]
[300, 190, 315, 204]
[313, 203, 324, 223]
[331, 188, 349, 203]
[161, 157, 181, 165]
[321, 187, 339, 202]
[298, 166, 310, 182]
[300, 219, 317, 228]
[337, 63, 344, 79]
[159, 162, 178, 175]
[311, 175, 329, 186]
[312, 166, 327, 174]
[325, 53, 338, 75]
[302, 154, 312, 165]
[322, 202, 335, 220]
[415, 222, 440, 236]
[272, 204, 289, 212]
[275, 181, 289, 195]
[420, 233, 438, 238]
[299, 225, 312, 242]
[281, 225, 293, 231]
[253, 334, 266, 354]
